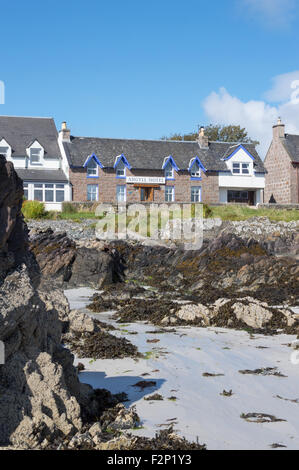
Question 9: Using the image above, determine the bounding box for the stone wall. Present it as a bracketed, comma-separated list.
[264, 136, 299, 204]
[69, 166, 219, 204]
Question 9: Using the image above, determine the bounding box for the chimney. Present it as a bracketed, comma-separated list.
[272, 117, 285, 140]
[59, 121, 71, 142]
[198, 126, 209, 149]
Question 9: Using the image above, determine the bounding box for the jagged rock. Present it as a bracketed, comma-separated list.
[29, 229, 124, 288]
[175, 303, 211, 325]
[68, 432, 95, 450]
[0, 159, 86, 448]
[68, 310, 97, 334]
[210, 296, 299, 333]
[0, 156, 27, 281]
[0, 267, 83, 447]
[101, 404, 140, 431]
[89, 422, 102, 437]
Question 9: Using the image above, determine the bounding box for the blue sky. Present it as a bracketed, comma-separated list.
[1, 0, 299, 154]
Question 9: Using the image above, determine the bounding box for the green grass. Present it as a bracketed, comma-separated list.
[57, 211, 101, 220]
[24, 203, 299, 224]
[206, 205, 299, 222]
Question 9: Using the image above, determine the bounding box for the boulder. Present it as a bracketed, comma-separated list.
[175, 303, 211, 325]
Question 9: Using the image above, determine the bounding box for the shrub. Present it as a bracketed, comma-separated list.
[203, 204, 213, 218]
[62, 202, 78, 214]
[22, 200, 47, 219]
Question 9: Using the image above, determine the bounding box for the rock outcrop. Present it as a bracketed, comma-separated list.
[0, 158, 86, 448]
[0, 156, 27, 282]
[29, 229, 123, 288]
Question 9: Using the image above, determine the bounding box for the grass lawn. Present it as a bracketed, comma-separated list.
[207, 205, 299, 222]
[25, 204, 299, 224]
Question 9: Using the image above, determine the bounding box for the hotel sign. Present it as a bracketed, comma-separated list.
[126, 176, 165, 185]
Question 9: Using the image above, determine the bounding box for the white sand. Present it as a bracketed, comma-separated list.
[65, 288, 299, 450]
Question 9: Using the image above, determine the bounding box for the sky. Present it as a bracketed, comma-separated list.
[1, 0, 299, 156]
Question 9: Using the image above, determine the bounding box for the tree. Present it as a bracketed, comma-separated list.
[161, 124, 259, 145]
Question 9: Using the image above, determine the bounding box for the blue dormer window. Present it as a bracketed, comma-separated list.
[165, 162, 174, 179]
[116, 160, 126, 178]
[114, 154, 131, 178]
[87, 158, 98, 177]
[191, 162, 201, 178]
[188, 156, 205, 180]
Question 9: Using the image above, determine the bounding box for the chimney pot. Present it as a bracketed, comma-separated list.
[59, 121, 70, 142]
[273, 117, 285, 140]
[198, 126, 209, 149]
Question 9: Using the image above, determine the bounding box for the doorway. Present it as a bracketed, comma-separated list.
[140, 187, 154, 202]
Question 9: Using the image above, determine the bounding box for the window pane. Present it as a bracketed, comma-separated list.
[56, 184, 64, 189]
[191, 187, 201, 202]
[87, 159, 97, 176]
[87, 185, 98, 201]
[56, 190, 64, 202]
[242, 164, 249, 174]
[0, 146, 8, 156]
[24, 189, 28, 199]
[34, 190, 43, 201]
[45, 190, 54, 202]
[116, 161, 125, 177]
[191, 163, 200, 177]
[165, 187, 174, 202]
[45, 183, 54, 188]
[34, 184, 43, 189]
[165, 162, 173, 178]
[232, 163, 240, 174]
[117, 185, 126, 202]
[31, 149, 41, 163]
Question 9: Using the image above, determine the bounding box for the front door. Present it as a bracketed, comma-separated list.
[248, 191, 255, 206]
[140, 187, 154, 202]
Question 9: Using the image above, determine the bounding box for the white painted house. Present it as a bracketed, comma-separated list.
[218, 144, 265, 205]
[0, 116, 71, 210]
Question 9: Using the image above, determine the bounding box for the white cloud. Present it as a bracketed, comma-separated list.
[264, 70, 299, 102]
[241, 0, 295, 28]
[203, 83, 299, 158]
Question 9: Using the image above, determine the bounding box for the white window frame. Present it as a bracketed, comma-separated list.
[87, 158, 98, 177]
[23, 183, 29, 200]
[0, 146, 9, 158]
[191, 163, 201, 178]
[116, 160, 126, 178]
[165, 186, 174, 202]
[191, 186, 201, 202]
[30, 148, 42, 165]
[164, 162, 174, 179]
[117, 185, 126, 202]
[241, 163, 250, 174]
[87, 184, 98, 202]
[232, 162, 250, 175]
[31, 183, 65, 203]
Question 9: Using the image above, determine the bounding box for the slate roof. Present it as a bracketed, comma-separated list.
[283, 134, 299, 163]
[16, 169, 68, 183]
[0, 116, 61, 158]
[63, 137, 265, 173]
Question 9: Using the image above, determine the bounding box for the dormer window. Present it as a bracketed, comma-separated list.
[0, 146, 8, 158]
[87, 158, 98, 177]
[30, 148, 41, 164]
[116, 160, 126, 178]
[232, 162, 250, 175]
[191, 163, 201, 178]
[165, 162, 174, 179]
